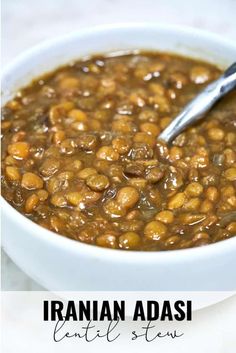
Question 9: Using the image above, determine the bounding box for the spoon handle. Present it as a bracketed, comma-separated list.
[159, 62, 236, 144]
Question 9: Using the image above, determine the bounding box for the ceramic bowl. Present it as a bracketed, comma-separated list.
[2, 23, 236, 291]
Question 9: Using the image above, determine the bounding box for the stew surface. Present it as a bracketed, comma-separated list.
[1, 51, 236, 251]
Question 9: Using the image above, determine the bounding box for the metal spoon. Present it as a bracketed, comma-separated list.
[158, 62, 236, 144]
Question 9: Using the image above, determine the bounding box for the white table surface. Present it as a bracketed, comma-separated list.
[1, 0, 236, 290]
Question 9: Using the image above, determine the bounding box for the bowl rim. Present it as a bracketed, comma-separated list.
[2, 22, 236, 77]
[2, 22, 236, 263]
[2, 196, 236, 263]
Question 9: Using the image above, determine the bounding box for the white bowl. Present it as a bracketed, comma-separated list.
[2, 23, 236, 291]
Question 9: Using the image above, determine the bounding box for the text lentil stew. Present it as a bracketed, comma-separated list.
[1, 52, 236, 251]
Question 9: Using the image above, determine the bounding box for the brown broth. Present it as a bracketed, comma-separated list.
[1, 51, 236, 250]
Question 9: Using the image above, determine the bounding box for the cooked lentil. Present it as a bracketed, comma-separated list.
[1, 51, 236, 250]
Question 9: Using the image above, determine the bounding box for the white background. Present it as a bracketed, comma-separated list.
[2, 292, 236, 353]
[1, 0, 236, 290]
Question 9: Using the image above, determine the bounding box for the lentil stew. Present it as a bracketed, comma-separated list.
[1, 51, 236, 251]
